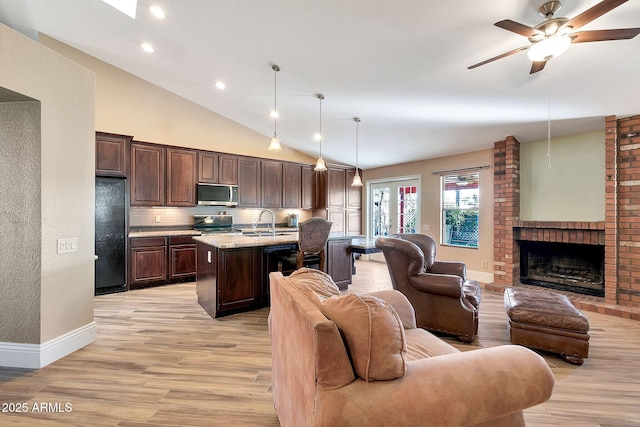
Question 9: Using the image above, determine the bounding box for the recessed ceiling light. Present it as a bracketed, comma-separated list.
[141, 43, 154, 53]
[101, 0, 137, 19]
[270, 110, 279, 119]
[214, 81, 226, 90]
[149, 6, 165, 19]
[314, 133, 322, 141]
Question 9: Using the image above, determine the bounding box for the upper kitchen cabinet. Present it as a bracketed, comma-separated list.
[238, 156, 261, 207]
[283, 163, 302, 209]
[198, 151, 218, 183]
[316, 165, 347, 210]
[130, 143, 165, 206]
[262, 160, 283, 208]
[166, 148, 197, 206]
[301, 165, 315, 209]
[218, 154, 238, 185]
[131, 143, 196, 206]
[96, 132, 131, 177]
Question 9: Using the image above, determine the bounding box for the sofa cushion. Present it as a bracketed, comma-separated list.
[286, 268, 341, 305]
[320, 293, 407, 381]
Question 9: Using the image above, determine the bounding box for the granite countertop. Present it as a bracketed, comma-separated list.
[193, 232, 363, 249]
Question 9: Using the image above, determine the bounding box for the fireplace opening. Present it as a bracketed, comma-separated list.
[519, 241, 604, 297]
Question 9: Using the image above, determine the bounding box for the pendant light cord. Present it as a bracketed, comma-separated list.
[547, 69, 552, 169]
[318, 94, 323, 157]
[273, 65, 279, 137]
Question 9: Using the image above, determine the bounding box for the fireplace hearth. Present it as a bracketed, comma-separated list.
[519, 241, 604, 297]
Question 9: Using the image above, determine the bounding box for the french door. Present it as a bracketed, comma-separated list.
[369, 178, 420, 260]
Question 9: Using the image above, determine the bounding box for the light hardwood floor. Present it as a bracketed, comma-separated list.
[1, 260, 639, 426]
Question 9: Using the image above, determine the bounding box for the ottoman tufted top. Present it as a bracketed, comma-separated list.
[504, 287, 590, 333]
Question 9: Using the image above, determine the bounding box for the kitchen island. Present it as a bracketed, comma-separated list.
[194, 232, 358, 318]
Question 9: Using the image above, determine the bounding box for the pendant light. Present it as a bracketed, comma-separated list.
[314, 93, 327, 171]
[268, 64, 282, 151]
[351, 117, 363, 186]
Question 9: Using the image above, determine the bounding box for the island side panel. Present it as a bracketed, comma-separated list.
[196, 240, 218, 318]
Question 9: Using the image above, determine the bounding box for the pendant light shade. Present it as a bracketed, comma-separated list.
[351, 117, 363, 186]
[314, 94, 327, 171]
[268, 64, 282, 151]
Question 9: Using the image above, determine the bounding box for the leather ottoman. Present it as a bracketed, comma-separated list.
[504, 287, 590, 365]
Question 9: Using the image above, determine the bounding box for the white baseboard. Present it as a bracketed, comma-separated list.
[0, 322, 96, 368]
[467, 270, 494, 285]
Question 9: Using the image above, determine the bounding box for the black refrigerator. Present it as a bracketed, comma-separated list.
[95, 176, 127, 295]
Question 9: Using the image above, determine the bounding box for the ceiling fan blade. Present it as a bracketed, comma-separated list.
[468, 46, 530, 70]
[530, 61, 547, 74]
[571, 28, 640, 43]
[563, 0, 629, 31]
[495, 19, 540, 38]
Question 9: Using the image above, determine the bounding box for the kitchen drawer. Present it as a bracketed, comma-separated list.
[131, 237, 166, 248]
[169, 236, 196, 245]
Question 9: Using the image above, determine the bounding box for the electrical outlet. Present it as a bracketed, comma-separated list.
[155, 215, 161, 223]
[482, 260, 488, 269]
[57, 238, 78, 254]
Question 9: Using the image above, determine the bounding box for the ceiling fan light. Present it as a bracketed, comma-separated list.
[268, 135, 282, 151]
[528, 35, 571, 61]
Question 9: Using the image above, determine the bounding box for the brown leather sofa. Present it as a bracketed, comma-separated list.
[375, 234, 481, 342]
[269, 268, 555, 426]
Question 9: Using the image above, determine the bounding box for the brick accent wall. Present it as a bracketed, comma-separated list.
[493, 115, 640, 313]
[493, 136, 520, 286]
[616, 115, 640, 306]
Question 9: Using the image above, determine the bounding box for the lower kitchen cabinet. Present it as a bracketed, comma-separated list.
[130, 237, 167, 286]
[217, 247, 261, 314]
[169, 237, 197, 280]
[326, 238, 352, 290]
[130, 236, 196, 288]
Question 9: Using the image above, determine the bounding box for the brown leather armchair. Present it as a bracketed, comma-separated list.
[375, 233, 481, 342]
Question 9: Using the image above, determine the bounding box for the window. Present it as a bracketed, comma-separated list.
[442, 172, 479, 248]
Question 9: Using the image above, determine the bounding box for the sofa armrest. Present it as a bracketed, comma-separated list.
[316, 345, 554, 427]
[409, 273, 463, 298]
[368, 290, 417, 329]
[430, 260, 466, 279]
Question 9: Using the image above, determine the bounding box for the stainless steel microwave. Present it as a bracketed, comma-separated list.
[197, 183, 238, 206]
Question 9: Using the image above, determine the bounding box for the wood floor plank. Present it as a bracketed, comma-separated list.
[0, 259, 638, 426]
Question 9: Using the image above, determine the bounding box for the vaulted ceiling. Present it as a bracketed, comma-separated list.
[1, 0, 639, 168]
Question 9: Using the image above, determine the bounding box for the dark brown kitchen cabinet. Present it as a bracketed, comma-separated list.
[96, 132, 131, 177]
[301, 165, 315, 209]
[198, 151, 218, 183]
[262, 160, 283, 208]
[130, 237, 167, 285]
[328, 167, 347, 209]
[283, 163, 302, 208]
[217, 247, 261, 314]
[346, 210, 362, 234]
[238, 157, 261, 207]
[169, 236, 197, 280]
[130, 236, 196, 288]
[166, 148, 197, 206]
[326, 238, 352, 290]
[218, 154, 238, 185]
[130, 143, 165, 206]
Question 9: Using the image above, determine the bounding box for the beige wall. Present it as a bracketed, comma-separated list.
[40, 35, 315, 165]
[0, 23, 95, 350]
[520, 130, 605, 221]
[364, 149, 494, 275]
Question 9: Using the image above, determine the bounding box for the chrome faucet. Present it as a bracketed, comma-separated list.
[258, 209, 276, 238]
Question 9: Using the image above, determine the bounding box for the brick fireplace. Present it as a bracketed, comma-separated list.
[490, 115, 640, 320]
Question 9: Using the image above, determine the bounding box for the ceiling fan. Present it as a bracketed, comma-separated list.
[468, 0, 640, 74]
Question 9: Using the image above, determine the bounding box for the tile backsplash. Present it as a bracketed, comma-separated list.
[130, 206, 312, 228]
